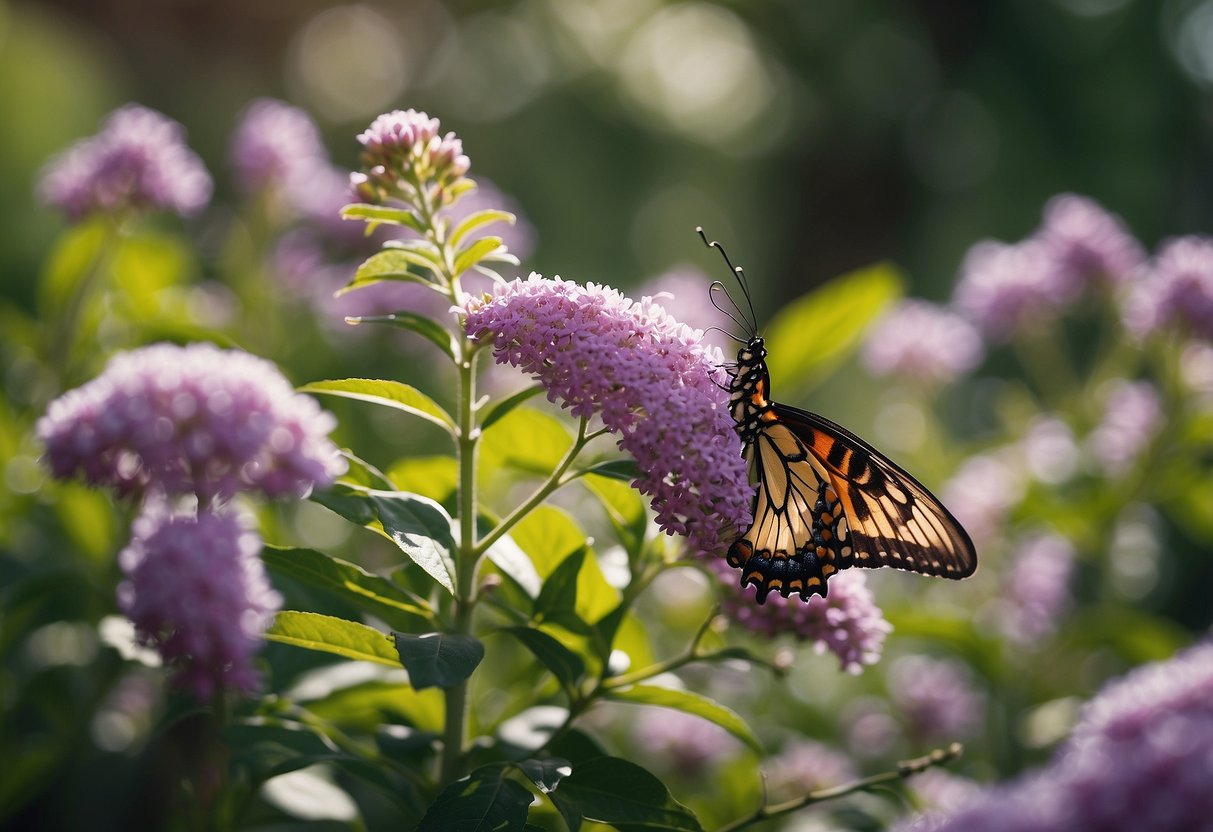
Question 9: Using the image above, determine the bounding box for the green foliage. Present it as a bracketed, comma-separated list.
[266, 611, 400, 666]
[393, 632, 486, 690]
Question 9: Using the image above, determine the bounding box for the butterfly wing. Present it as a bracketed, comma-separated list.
[772, 403, 977, 581]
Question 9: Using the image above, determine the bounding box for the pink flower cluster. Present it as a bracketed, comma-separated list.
[38, 342, 346, 502]
[862, 299, 984, 384]
[464, 273, 752, 558]
[998, 532, 1075, 643]
[37, 104, 212, 221]
[711, 563, 892, 673]
[230, 98, 331, 196]
[1125, 236, 1213, 341]
[118, 504, 282, 701]
[354, 108, 470, 198]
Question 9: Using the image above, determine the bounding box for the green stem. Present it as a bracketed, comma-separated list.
[715, 743, 964, 832]
[602, 605, 717, 690]
[472, 419, 602, 557]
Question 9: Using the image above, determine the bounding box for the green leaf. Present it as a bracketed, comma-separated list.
[514, 758, 572, 795]
[500, 627, 586, 687]
[417, 763, 532, 832]
[453, 236, 505, 277]
[480, 407, 572, 477]
[764, 262, 903, 394]
[583, 474, 647, 562]
[37, 218, 110, 313]
[308, 486, 457, 595]
[510, 507, 619, 624]
[336, 449, 396, 490]
[549, 756, 701, 832]
[341, 203, 425, 233]
[483, 531, 542, 600]
[393, 633, 486, 690]
[578, 459, 640, 482]
[606, 685, 762, 753]
[300, 378, 456, 433]
[344, 311, 458, 360]
[266, 611, 399, 666]
[449, 209, 516, 249]
[534, 547, 586, 622]
[262, 545, 431, 631]
[479, 386, 544, 432]
[387, 455, 459, 506]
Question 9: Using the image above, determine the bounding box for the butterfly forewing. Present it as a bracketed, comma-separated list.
[772, 403, 977, 581]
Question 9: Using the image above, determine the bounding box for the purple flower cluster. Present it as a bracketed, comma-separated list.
[861, 300, 984, 384]
[38, 342, 345, 502]
[117, 504, 282, 701]
[464, 274, 751, 558]
[711, 563, 892, 673]
[762, 740, 858, 799]
[230, 98, 330, 195]
[37, 104, 212, 221]
[1125, 236, 1213, 340]
[896, 642, 1213, 832]
[631, 706, 741, 775]
[940, 450, 1025, 547]
[888, 655, 985, 741]
[354, 108, 470, 200]
[997, 532, 1075, 643]
[951, 194, 1142, 341]
[1087, 380, 1162, 477]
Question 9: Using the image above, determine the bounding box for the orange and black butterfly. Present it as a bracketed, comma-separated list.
[699, 228, 977, 603]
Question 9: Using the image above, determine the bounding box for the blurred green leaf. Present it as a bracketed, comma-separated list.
[764, 262, 903, 394]
[344, 311, 458, 360]
[450, 209, 516, 249]
[111, 232, 193, 319]
[393, 632, 486, 690]
[606, 685, 762, 753]
[514, 757, 572, 794]
[337, 449, 396, 491]
[341, 203, 425, 233]
[535, 547, 586, 622]
[582, 474, 648, 561]
[262, 545, 430, 631]
[300, 378, 455, 434]
[36, 218, 109, 313]
[577, 459, 640, 482]
[548, 756, 701, 832]
[499, 626, 586, 687]
[417, 763, 532, 832]
[304, 681, 445, 734]
[387, 455, 459, 506]
[479, 386, 543, 432]
[511, 507, 618, 623]
[267, 611, 399, 666]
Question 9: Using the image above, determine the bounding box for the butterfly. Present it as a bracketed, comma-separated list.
[698, 228, 977, 603]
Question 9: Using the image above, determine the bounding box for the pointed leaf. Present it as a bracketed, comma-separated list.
[534, 548, 586, 621]
[500, 627, 586, 687]
[344, 311, 458, 360]
[454, 236, 505, 276]
[417, 763, 532, 832]
[549, 756, 701, 832]
[262, 545, 431, 631]
[266, 611, 399, 666]
[514, 758, 572, 795]
[337, 449, 396, 490]
[764, 262, 903, 394]
[449, 209, 516, 249]
[301, 379, 455, 433]
[341, 203, 425, 232]
[578, 459, 641, 482]
[480, 407, 572, 476]
[393, 632, 486, 690]
[606, 685, 762, 753]
[353, 248, 438, 281]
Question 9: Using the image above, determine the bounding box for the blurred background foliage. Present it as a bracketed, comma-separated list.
[3, 0, 1213, 830]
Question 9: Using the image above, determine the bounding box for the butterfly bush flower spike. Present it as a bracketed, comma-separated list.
[1035, 194, 1145, 292]
[230, 98, 330, 195]
[1124, 236, 1213, 340]
[118, 504, 282, 701]
[896, 642, 1213, 832]
[464, 274, 752, 558]
[711, 562, 892, 672]
[889, 655, 985, 741]
[37, 104, 212, 221]
[354, 109, 470, 206]
[952, 239, 1062, 340]
[862, 300, 984, 385]
[998, 532, 1075, 642]
[38, 342, 346, 501]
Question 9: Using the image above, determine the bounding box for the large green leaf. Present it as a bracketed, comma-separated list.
[763, 262, 903, 395]
[549, 756, 701, 832]
[514, 758, 572, 795]
[417, 763, 532, 832]
[300, 378, 455, 433]
[480, 407, 572, 477]
[510, 507, 618, 623]
[262, 545, 430, 631]
[266, 611, 399, 666]
[606, 685, 762, 753]
[534, 548, 585, 622]
[387, 455, 459, 506]
[582, 473, 648, 562]
[499, 627, 586, 688]
[312, 486, 457, 595]
[479, 386, 543, 432]
[393, 632, 486, 690]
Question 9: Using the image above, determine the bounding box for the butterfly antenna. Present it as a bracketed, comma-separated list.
[697, 226, 758, 335]
[704, 325, 748, 345]
[709, 281, 756, 337]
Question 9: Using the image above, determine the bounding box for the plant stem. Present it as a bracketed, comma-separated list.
[716, 743, 964, 832]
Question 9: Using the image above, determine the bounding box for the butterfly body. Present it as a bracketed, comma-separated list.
[726, 334, 976, 603]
